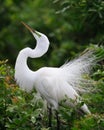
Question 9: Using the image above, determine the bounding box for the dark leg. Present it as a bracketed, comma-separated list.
[47, 106, 52, 128]
[56, 111, 60, 130]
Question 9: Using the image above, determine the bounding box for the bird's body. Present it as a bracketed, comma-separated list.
[15, 22, 95, 116]
[15, 55, 90, 113]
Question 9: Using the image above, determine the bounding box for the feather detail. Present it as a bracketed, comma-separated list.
[61, 45, 104, 93]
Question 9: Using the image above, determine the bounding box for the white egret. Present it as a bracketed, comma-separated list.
[15, 22, 103, 129]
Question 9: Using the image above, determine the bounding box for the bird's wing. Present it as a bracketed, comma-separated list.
[37, 76, 79, 109]
[36, 77, 60, 109]
[60, 47, 98, 93]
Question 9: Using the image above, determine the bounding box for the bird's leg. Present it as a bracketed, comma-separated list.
[47, 105, 52, 128]
[55, 111, 60, 130]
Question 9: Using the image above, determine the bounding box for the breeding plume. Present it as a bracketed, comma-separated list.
[15, 22, 104, 128]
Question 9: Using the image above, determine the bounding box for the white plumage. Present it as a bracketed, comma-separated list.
[15, 22, 95, 115]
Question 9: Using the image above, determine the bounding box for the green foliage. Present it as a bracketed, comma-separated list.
[0, 60, 49, 130]
[0, 0, 104, 129]
[1, 0, 104, 67]
[72, 114, 104, 130]
[54, 0, 104, 43]
[0, 45, 104, 130]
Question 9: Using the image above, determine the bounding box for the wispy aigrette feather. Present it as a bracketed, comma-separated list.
[61, 45, 104, 93]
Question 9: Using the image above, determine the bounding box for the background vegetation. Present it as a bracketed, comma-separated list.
[0, 0, 104, 129]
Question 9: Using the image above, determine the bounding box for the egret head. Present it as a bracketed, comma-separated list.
[21, 22, 50, 57]
[21, 21, 49, 45]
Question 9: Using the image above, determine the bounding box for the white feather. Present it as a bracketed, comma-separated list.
[15, 24, 94, 114]
[61, 49, 96, 93]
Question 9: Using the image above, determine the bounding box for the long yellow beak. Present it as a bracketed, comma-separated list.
[21, 21, 41, 37]
[21, 21, 35, 33]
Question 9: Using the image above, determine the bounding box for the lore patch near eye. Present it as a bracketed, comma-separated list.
[35, 31, 41, 37]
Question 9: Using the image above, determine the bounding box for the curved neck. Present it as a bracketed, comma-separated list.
[14, 45, 48, 92]
[14, 48, 37, 92]
[15, 29, 50, 92]
[15, 38, 49, 72]
[15, 30, 50, 70]
[15, 50, 36, 92]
